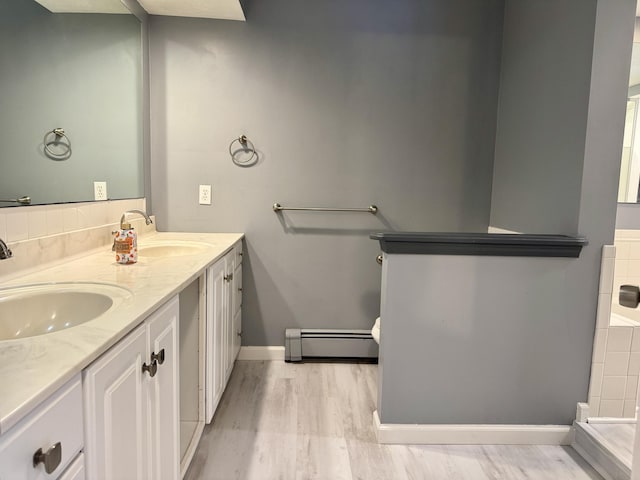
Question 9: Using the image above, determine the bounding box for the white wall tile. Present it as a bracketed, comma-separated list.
[593, 329, 608, 363]
[596, 293, 613, 329]
[603, 245, 617, 258]
[632, 328, 640, 352]
[623, 400, 637, 418]
[599, 256, 616, 294]
[45, 208, 64, 236]
[615, 240, 632, 260]
[615, 259, 630, 278]
[629, 352, 640, 375]
[607, 327, 633, 352]
[27, 210, 47, 239]
[589, 396, 601, 417]
[599, 399, 624, 417]
[602, 376, 627, 400]
[628, 260, 640, 277]
[625, 375, 638, 400]
[589, 363, 604, 397]
[629, 242, 640, 259]
[604, 352, 631, 376]
[5, 211, 28, 242]
[62, 207, 79, 232]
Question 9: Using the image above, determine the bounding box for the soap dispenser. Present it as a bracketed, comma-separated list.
[113, 222, 138, 264]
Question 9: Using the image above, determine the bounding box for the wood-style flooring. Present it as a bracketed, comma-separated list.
[185, 361, 603, 480]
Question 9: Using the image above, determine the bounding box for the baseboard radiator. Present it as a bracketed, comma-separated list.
[284, 328, 378, 362]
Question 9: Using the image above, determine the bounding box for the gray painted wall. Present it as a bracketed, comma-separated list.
[149, 0, 505, 346]
[378, 253, 593, 424]
[490, 0, 597, 235]
[0, 0, 143, 206]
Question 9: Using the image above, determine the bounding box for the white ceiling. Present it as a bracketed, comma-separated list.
[33, 0, 130, 14]
[137, 0, 245, 21]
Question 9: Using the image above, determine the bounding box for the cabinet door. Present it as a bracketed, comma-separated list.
[83, 325, 149, 480]
[224, 251, 236, 383]
[147, 297, 180, 480]
[233, 307, 242, 361]
[205, 259, 226, 423]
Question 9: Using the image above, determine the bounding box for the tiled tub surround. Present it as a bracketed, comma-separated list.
[588, 231, 640, 418]
[0, 224, 243, 434]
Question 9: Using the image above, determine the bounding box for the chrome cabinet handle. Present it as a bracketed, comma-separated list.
[151, 349, 165, 365]
[142, 360, 158, 377]
[33, 442, 62, 474]
[376, 255, 383, 265]
[224, 273, 233, 282]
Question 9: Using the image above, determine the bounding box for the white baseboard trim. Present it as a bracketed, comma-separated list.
[373, 411, 573, 445]
[238, 346, 285, 361]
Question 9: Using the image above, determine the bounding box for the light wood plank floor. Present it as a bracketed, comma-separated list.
[185, 361, 602, 480]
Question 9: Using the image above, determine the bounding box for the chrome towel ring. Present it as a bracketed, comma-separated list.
[44, 128, 72, 160]
[229, 134, 257, 166]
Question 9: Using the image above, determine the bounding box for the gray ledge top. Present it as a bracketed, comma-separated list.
[370, 232, 588, 257]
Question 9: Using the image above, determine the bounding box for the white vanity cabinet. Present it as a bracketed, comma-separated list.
[83, 296, 180, 480]
[0, 375, 84, 480]
[205, 241, 243, 423]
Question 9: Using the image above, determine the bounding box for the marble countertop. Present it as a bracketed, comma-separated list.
[0, 231, 243, 435]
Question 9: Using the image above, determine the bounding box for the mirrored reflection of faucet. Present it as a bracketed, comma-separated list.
[0, 238, 12, 260]
[120, 209, 153, 229]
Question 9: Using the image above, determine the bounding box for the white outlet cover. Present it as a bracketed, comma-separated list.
[199, 185, 212, 205]
[94, 181, 107, 201]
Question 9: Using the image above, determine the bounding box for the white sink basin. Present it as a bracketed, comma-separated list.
[0, 283, 133, 340]
[138, 241, 211, 258]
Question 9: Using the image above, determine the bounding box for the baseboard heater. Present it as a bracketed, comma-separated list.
[284, 328, 378, 362]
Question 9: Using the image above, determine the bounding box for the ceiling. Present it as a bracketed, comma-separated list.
[32, 0, 246, 20]
[33, 0, 130, 13]
[137, 0, 245, 20]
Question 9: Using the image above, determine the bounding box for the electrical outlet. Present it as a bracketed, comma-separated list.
[199, 185, 212, 205]
[94, 181, 107, 201]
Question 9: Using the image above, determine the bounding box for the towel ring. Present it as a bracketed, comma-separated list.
[44, 128, 72, 160]
[229, 134, 257, 166]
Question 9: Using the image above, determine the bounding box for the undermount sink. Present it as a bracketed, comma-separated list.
[0, 282, 133, 341]
[138, 241, 211, 258]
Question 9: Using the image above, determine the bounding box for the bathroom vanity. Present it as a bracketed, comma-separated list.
[0, 225, 243, 479]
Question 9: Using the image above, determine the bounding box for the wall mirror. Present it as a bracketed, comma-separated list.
[0, 0, 143, 207]
[618, 18, 640, 203]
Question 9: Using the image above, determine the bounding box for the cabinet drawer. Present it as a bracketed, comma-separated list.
[58, 453, 84, 480]
[0, 375, 83, 480]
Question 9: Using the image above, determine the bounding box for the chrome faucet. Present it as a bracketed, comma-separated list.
[120, 209, 153, 229]
[0, 238, 12, 260]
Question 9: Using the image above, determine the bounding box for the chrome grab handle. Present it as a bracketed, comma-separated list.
[151, 349, 165, 365]
[142, 360, 158, 377]
[33, 442, 62, 474]
[376, 255, 383, 265]
[620, 285, 640, 309]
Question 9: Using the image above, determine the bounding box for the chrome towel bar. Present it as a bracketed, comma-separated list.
[273, 203, 378, 214]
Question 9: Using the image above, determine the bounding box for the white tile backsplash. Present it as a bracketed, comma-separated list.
[5, 211, 28, 242]
[599, 255, 615, 295]
[45, 208, 64, 236]
[623, 400, 637, 418]
[596, 293, 613, 329]
[626, 375, 638, 400]
[27, 210, 47, 239]
[629, 352, 640, 376]
[589, 363, 604, 398]
[1, 199, 145, 244]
